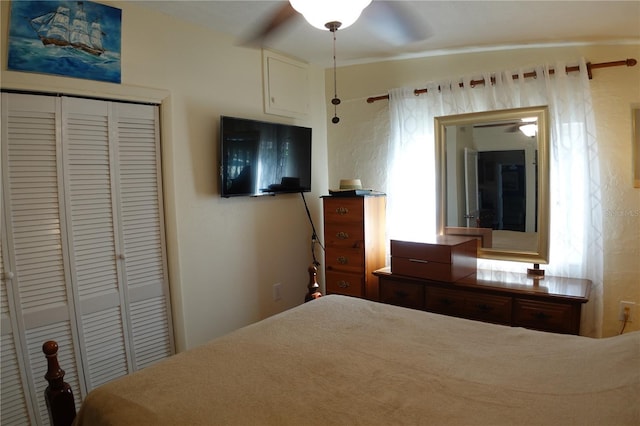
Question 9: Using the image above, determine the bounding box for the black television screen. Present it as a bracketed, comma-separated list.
[219, 116, 312, 197]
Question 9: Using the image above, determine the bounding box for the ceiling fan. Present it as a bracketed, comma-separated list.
[245, 1, 431, 123]
[246, 1, 429, 49]
[474, 119, 538, 137]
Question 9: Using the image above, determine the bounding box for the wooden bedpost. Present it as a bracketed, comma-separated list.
[42, 341, 76, 426]
[305, 264, 322, 302]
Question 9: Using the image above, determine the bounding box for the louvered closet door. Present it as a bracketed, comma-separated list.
[1, 226, 35, 425]
[60, 97, 132, 389]
[60, 97, 173, 383]
[1, 93, 83, 426]
[112, 102, 173, 369]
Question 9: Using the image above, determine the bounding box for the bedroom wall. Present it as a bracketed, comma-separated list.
[325, 43, 640, 337]
[0, 1, 330, 352]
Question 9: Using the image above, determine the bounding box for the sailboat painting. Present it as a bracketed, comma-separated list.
[8, 1, 122, 83]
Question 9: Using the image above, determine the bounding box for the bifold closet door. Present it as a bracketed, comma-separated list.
[1, 230, 36, 425]
[110, 101, 173, 369]
[1, 93, 174, 425]
[1, 93, 83, 425]
[61, 97, 173, 378]
[60, 97, 133, 389]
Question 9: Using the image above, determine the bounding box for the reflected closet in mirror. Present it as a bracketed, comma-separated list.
[435, 106, 550, 264]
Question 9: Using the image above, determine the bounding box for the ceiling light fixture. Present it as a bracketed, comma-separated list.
[289, 0, 372, 31]
[289, 0, 372, 124]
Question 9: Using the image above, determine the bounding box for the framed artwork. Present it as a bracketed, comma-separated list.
[633, 106, 640, 188]
[8, 1, 122, 83]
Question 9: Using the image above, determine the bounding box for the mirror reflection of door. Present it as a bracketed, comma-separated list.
[477, 150, 526, 232]
[464, 148, 479, 228]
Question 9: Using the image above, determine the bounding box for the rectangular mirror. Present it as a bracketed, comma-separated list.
[435, 106, 550, 264]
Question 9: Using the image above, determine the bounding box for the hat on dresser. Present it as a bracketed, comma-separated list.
[339, 179, 363, 190]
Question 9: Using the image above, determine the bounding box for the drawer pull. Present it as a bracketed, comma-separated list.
[439, 298, 454, 306]
[409, 258, 429, 264]
[476, 303, 494, 312]
[336, 207, 349, 215]
[337, 280, 351, 289]
[336, 231, 350, 239]
[337, 256, 348, 265]
[393, 290, 409, 299]
[532, 311, 551, 321]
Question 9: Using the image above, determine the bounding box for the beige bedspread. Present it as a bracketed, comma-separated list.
[75, 295, 640, 426]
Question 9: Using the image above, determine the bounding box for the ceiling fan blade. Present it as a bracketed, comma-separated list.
[474, 122, 520, 128]
[241, 2, 299, 47]
[362, 1, 432, 45]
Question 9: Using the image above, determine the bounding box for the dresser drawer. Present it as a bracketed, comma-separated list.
[326, 271, 364, 297]
[324, 223, 364, 248]
[463, 293, 511, 325]
[379, 278, 425, 310]
[323, 198, 364, 223]
[513, 299, 577, 334]
[425, 287, 466, 316]
[426, 287, 511, 325]
[325, 247, 364, 274]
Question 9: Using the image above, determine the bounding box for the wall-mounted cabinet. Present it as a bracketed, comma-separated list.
[263, 50, 309, 118]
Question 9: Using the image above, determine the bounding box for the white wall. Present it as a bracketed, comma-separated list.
[326, 44, 640, 337]
[1, 1, 329, 351]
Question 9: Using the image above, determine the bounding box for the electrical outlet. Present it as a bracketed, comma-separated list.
[619, 301, 635, 322]
[273, 283, 282, 301]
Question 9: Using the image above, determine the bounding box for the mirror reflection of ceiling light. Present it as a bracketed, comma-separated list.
[519, 123, 538, 137]
[289, 0, 372, 30]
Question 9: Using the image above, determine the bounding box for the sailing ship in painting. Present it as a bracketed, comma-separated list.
[29, 1, 105, 56]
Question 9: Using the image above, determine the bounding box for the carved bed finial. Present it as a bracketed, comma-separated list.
[42, 341, 76, 426]
[305, 264, 322, 302]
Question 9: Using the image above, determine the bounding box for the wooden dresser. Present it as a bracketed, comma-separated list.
[323, 194, 386, 300]
[374, 267, 591, 335]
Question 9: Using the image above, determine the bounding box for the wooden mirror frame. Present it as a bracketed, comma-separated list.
[435, 106, 550, 264]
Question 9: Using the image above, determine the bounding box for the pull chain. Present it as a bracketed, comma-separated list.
[326, 21, 341, 124]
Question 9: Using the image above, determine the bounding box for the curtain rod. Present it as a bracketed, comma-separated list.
[366, 58, 637, 103]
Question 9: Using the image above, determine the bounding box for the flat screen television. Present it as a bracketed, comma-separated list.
[219, 116, 312, 197]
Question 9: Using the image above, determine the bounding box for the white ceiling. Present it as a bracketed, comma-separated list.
[137, 1, 640, 68]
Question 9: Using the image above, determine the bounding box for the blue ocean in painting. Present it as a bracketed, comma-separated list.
[8, 36, 121, 83]
[8, 1, 122, 84]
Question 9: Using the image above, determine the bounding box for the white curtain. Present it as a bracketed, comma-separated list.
[387, 59, 603, 337]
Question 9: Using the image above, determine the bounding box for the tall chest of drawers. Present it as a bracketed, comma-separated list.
[322, 194, 386, 300]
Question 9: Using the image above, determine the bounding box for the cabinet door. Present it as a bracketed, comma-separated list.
[1, 93, 83, 425]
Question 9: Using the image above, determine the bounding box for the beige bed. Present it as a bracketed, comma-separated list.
[72, 295, 639, 425]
